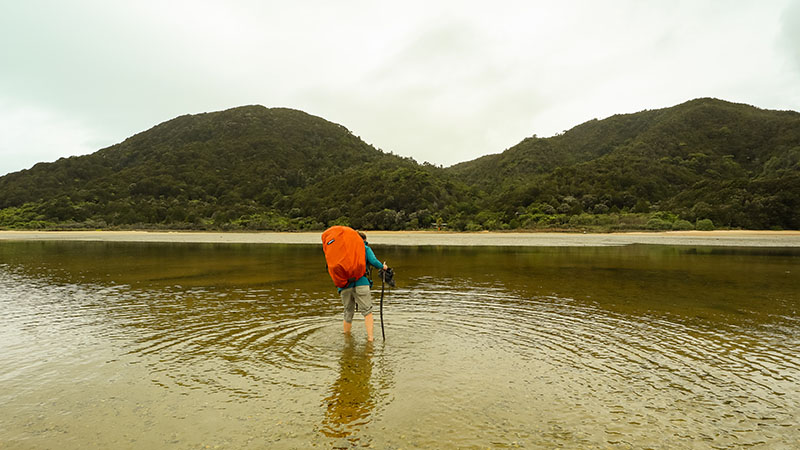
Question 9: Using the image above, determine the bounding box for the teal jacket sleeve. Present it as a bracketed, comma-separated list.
[364, 244, 383, 269]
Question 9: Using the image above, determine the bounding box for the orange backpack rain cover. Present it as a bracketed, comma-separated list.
[321, 226, 366, 288]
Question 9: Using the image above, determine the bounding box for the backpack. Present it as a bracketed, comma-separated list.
[321, 226, 366, 288]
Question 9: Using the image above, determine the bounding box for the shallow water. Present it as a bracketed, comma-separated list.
[1, 241, 798, 448]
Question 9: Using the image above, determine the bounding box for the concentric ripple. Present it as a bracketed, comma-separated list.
[1, 243, 799, 449]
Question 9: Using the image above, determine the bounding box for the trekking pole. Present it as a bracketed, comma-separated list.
[380, 262, 386, 340]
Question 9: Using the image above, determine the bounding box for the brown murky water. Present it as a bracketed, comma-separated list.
[1, 241, 798, 448]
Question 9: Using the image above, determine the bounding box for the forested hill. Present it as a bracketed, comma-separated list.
[448, 98, 800, 230]
[0, 106, 467, 230]
[0, 98, 798, 231]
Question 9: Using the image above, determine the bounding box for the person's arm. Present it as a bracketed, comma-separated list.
[365, 245, 387, 270]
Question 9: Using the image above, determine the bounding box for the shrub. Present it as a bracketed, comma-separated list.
[696, 219, 715, 231]
[672, 219, 694, 230]
[651, 211, 678, 223]
[567, 213, 601, 228]
[646, 218, 672, 230]
[465, 221, 482, 231]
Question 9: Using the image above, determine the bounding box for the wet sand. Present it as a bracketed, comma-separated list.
[1, 230, 798, 247]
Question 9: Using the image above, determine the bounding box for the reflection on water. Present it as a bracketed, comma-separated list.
[321, 338, 375, 443]
[0, 241, 798, 448]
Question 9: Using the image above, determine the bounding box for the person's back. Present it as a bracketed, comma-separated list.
[322, 227, 387, 341]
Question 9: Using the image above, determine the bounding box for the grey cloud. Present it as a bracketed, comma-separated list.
[2, 1, 799, 176]
[779, 1, 800, 75]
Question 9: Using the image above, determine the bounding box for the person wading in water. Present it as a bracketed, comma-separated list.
[322, 227, 388, 342]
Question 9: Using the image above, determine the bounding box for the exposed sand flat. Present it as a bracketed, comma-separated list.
[1, 230, 799, 247]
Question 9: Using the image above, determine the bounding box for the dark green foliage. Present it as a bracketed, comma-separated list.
[696, 219, 715, 231]
[448, 98, 800, 230]
[0, 98, 798, 230]
[289, 159, 467, 230]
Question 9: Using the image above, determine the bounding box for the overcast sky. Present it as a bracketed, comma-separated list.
[1, 1, 799, 176]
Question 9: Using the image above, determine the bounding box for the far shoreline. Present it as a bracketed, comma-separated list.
[1, 229, 799, 247]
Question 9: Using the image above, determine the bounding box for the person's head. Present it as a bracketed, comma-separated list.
[357, 231, 367, 242]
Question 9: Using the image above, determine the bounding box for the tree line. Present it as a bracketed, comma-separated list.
[1, 99, 798, 231]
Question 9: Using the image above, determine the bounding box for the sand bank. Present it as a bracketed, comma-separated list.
[1, 230, 799, 247]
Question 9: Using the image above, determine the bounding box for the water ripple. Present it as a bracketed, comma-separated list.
[2, 261, 798, 448]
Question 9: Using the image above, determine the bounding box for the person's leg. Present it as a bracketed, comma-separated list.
[341, 288, 356, 334]
[353, 285, 374, 341]
[364, 313, 374, 341]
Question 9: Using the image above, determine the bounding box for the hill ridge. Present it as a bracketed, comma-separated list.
[1, 98, 798, 231]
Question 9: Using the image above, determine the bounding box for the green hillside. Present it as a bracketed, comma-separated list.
[0, 106, 468, 230]
[0, 98, 798, 231]
[449, 98, 800, 230]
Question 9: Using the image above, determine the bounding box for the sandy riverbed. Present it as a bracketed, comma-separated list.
[1, 230, 799, 247]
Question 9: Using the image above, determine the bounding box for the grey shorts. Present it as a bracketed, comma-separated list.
[340, 285, 373, 323]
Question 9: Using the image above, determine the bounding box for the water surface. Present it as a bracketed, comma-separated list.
[1, 241, 798, 448]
